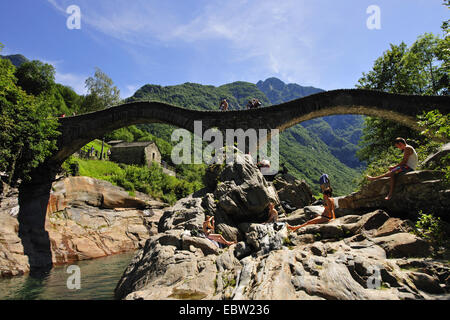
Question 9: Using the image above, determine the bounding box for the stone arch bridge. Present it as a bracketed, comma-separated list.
[53, 89, 450, 165]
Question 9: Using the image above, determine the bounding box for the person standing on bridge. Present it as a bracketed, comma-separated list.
[366, 137, 418, 200]
[219, 99, 228, 111]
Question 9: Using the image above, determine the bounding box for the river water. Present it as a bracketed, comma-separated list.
[0, 251, 136, 300]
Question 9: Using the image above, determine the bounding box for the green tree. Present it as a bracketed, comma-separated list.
[356, 33, 448, 164]
[55, 83, 82, 114]
[82, 67, 121, 158]
[82, 67, 121, 112]
[14, 60, 56, 96]
[0, 45, 59, 185]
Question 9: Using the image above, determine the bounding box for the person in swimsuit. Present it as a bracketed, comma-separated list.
[366, 137, 418, 200]
[202, 215, 237, 246]
[264, 202, 278, 224]
[287, 188, 335, 231]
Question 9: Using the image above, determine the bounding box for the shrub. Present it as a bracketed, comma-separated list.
[412, 211, 445, 250]
[62, 157, 201, 205]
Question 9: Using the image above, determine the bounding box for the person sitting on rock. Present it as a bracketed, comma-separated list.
[366, 137, 418, 200]
[202, 215, 236, 246]
[265, 202, 278, 223]
[287, 188, 335, 231]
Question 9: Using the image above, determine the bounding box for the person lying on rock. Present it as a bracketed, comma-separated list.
[366, 137, 418, 200]
[202, 215, 237, 246]
[265, 202, 278, 223]
[287, 188, 335, 232]
[256, 159, 271, 170]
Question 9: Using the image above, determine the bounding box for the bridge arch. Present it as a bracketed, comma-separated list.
[52, 89, 449, 165]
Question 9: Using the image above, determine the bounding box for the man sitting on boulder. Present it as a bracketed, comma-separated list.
[366, 137, 418, 200]
[287, 188, 335, 231]
[202, 215, 236, 246]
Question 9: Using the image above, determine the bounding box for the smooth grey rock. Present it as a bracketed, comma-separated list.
[372, 233, 432, 258]
[273, 173, 313, 209]
[338, 171, 450, 220]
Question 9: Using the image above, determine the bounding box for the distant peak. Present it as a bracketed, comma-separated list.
[0, 54, 29, 67]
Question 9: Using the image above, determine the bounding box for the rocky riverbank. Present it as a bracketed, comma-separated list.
[114, 148, 450, 300]
[0, 177, 167, 277]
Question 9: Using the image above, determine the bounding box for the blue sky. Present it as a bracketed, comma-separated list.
[0, 0, 447, 98]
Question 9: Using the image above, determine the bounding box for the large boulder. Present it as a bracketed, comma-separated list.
[157, 148, 281, 243]
[0, 176, 166, 277]
[373, 218, 414, 238]
[158, 193, 205, 233]
[422, 143, 450, 170]
[372, 233, 432, 258]
[338, 171, 450, 220]
[48, 176, 150, 212]
[212, 150, 280, 221]
[273, 173, 314, 209]
[238, 222, 288, 254]
[114, 150, 450, 300]
[116, 207, 450, 300]
[0, 211, 29, 277]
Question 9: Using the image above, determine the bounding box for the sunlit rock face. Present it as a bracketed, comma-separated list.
[114, 150, 450, 301]
[0, 176, 167, 277]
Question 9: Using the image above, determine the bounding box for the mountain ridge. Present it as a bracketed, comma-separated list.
[0, 54, 28, 67]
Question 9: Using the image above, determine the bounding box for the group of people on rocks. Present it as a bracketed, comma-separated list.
[219, 98, 262, 111]
[200, 137, 418, 248]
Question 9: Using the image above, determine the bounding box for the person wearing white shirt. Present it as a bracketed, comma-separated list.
[367, 137, 418, 200]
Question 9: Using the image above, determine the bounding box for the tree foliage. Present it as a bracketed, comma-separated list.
[0, 48, 59, 184]
[15, 60, 56, 96]
[356, 32, 449, 165]
[82, 67, 121, 113]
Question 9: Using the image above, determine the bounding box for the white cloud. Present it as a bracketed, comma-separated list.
[121, 84, 140, 99]
[55, 71, 88, 95]
[46, 0, 326, 87]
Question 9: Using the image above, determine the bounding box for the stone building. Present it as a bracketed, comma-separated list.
[109, 141, 161, 168]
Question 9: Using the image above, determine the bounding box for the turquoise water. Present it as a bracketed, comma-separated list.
[0, 251, 136, 300]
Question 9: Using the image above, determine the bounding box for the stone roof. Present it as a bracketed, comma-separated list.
[111, 141, 156, 148]
[107, 140, 125, 145]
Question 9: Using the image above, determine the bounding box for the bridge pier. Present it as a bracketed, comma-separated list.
[17, 164, 58, 278]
